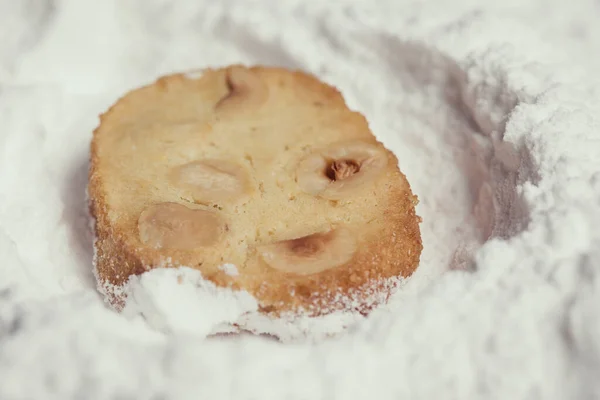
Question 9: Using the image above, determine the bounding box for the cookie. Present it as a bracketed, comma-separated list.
[88, 65, 422, 321]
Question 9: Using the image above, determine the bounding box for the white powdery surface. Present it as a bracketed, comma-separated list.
[1, 1, 600, 399]
[120, 267, 259, 339]
[105, 265, 370, 342]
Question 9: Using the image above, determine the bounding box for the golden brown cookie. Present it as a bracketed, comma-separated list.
[88, 65, 422, 319]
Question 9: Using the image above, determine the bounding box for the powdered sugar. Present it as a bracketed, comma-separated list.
[99, 260, 407, 342]
[121, 267, 258, 338]
[112, 265, 380, 342]
[1, 0, 600, 399]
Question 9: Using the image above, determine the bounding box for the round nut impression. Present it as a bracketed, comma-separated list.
[296, 140, 389, 200]
[215, 66, 269, 113]
[169, 159, 251, 204]
[138, 202, 225, 250]
[258, 228, 357, 276]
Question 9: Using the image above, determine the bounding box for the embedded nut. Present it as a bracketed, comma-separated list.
[169, 159, 250, 204]
[138, 202, 225, 249]
[326, 159, 360, 181]
[215, 66, 268, 112]
[258, 228, 356, 275]
[296, 141, 389, 200]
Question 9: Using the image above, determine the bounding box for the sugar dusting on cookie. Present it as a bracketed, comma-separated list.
[2, 1, 600, 399]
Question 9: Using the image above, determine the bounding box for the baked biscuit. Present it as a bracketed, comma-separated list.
[89, 65, 422, 320]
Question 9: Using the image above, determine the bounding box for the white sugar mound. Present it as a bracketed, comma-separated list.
[120, 267, 258, 338]
[1, 1, 600, 399]
[115, 265, 364, 342]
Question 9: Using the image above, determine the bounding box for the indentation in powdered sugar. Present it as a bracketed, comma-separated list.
[84, 32, 538, 344]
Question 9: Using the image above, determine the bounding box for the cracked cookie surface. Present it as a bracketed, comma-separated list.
[89, 65, 423, 317]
